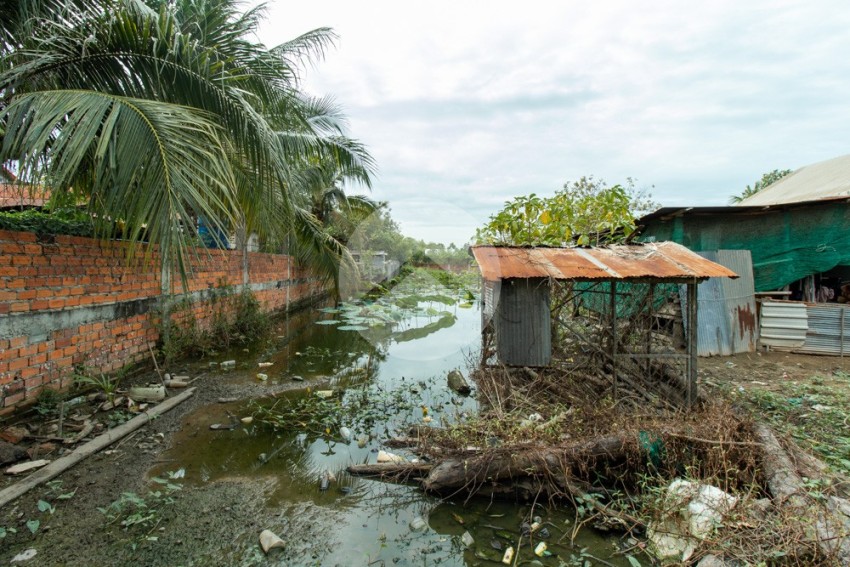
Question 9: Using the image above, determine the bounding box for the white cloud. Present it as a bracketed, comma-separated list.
[256, 0, 850, 243]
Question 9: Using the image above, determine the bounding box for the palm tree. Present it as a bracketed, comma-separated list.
[0, 0, 374, 284]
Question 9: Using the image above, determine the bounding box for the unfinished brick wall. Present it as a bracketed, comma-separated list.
[0, 229, 327, 414]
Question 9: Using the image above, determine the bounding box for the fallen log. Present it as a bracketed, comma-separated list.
[422, 435, 628, 493]
[754, 423, 850, 563]
[347, 462, 432, 478]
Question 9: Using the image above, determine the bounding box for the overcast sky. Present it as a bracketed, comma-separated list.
[255, 0, 850, 245]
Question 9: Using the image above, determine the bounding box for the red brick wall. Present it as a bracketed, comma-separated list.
[0, 230, 327, 414]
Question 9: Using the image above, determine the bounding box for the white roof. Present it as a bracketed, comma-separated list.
[737, 153, 850, 206]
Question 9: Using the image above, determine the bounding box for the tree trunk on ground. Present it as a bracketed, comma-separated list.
[754, 424, 850, 563]
[421, 435, 627, 493]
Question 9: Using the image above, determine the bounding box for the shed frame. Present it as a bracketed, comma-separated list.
[473, 243, 737, 408]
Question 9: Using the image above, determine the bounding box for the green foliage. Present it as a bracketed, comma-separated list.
[740, 376, 850, 475]
[73, 370, 121, 402]
[33, 387, 64, 417]
[730, 168, 793, 204]
[1, 0, 375, 285]
[0, 208, 94, 237]
[98, 473, 183, 532]
[475, 176, 657, 246]
[160, 286, 270, 362]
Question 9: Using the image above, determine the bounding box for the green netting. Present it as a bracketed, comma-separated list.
[576, 281, 678, 318]
[641, 204, 850, 292]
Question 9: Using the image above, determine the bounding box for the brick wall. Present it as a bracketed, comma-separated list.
[0, 229, 327, 414]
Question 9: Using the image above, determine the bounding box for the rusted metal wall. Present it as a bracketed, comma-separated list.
[495, 278, 551, 367]
[685, 250, 758, 356]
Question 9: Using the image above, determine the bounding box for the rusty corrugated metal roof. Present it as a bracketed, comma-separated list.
[0, 184, 49, 209]
[471, 242, 739, 282]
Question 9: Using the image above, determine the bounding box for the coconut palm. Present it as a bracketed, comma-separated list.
[0, 0, 374, 283]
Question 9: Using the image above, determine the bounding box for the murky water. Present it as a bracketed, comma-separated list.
[153, 274, 637, 566]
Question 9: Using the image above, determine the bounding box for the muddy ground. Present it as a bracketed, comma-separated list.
[1, 350, 849, 566]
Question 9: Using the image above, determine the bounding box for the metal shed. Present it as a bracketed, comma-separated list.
[471, 242, 738, 406]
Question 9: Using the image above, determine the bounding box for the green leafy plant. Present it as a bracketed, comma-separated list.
[0, 208, 95, 237]
[33, 387, 64, 417]
[73, 370, 120, 403]
[98, 474, 183, 533]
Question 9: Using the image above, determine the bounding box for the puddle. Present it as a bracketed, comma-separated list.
[152, 273, 637, 565]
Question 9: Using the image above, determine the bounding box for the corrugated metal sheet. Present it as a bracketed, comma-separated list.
[471, 242, 739, 282]
[685, 250, 758, 356]
[760, 301, 808, 349]
[796, 303, 850, 356]
[495, 278, 551, 366]
[737, 153, 850, 206]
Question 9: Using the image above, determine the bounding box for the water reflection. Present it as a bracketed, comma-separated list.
[153, 275, 633, 565]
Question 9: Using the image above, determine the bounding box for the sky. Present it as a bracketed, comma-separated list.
[255, 0, 850, 245]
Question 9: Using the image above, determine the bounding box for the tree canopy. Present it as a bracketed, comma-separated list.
[0, 0, 375, 283]
[729, 169, 793, 204]
[475, 176, 657, 247]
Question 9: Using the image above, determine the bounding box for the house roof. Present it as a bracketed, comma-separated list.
[737, 153, 850, 206]
[0, 184, 50, 209]
[471, 242, 738, 282]
[638, 196, 850, 224]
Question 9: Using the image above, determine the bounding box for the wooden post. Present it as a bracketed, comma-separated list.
[686, 280, 698, 407]
[610, 281, 617, 400]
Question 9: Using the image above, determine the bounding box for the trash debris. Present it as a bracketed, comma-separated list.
[0, 440, 26, 466]
[127, 386, 166, 402]
[647, 479, 738, 563]
[461, 531, 474, 547]
[357, 434, 369, 448]
[6, 459, 50, 475]
[209, 423, 236, 431]
[447, 369, 471, 395]
[315, 390, 334, 399]
[257, 373, 268, 381]
[164, 379, 189, 388]
[10, 548, 37, 563]
[377, 450, 405, 464]
[409, 516, 427, 531]
[534, 542, 547, 556]
[340, 427, 352, 442]
[259, 529, 285, 553]
[501, 546, 514, 564]
[258, 362, 273, 368]
[98, 395, 126, 412]
[0, 426, 28, 445]
[220, 360, 236, 370]
[291, 375, 304, 382]
[208, 361, 218, 368]
[240, 416, 254, 425]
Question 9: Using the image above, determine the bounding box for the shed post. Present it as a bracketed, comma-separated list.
[686, 279, 698, 406]
[610, 281, 617, 400]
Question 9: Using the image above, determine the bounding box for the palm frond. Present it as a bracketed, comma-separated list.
[1, 89, 237, 279]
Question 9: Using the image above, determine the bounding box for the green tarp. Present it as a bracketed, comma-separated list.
[640, 203, 850, 292]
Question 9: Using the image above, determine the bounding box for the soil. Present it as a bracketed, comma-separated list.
[1, 350, 849, 566]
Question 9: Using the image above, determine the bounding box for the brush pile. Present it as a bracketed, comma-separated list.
[349, 366, 850, 565]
